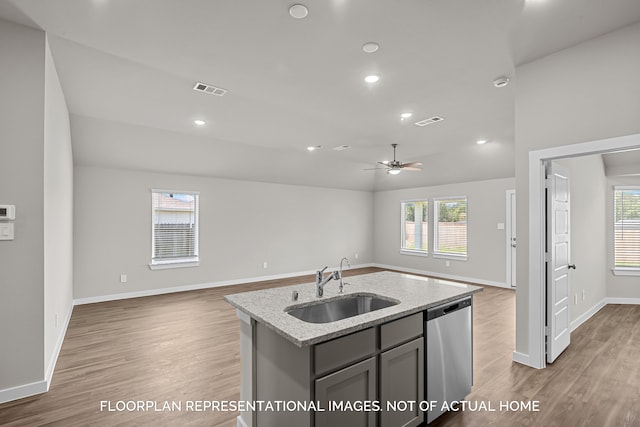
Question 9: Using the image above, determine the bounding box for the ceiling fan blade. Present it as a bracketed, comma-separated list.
[403, 167, 423, 171]
[401, 162, 423, 168]
[377, 161, 390, 166]
[363, 167, 388, 171]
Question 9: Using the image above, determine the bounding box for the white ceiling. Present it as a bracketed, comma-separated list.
[1, 0, 639, 190]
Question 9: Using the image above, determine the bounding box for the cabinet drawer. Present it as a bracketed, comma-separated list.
[380, 312, 423, 350]
[315, 328, 376, 376]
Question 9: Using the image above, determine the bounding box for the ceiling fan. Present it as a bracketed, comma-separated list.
[365, 143, 423, 175]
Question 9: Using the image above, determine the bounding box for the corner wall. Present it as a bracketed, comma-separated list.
[515, 22, 640, 357]
[73, 166, 374, 300]
[555, 156, 607, 327]
[373, 177, 515, 286]
[43, 35, 74, 381]
[0, 19, 46, 396]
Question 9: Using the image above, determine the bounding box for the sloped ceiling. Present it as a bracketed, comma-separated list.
[1, 0, 639, 190]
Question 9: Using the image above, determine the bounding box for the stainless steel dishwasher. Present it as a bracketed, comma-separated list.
[425, 297, 472, 424]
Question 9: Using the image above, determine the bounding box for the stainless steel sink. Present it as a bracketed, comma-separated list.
[286, 294, 399, 324]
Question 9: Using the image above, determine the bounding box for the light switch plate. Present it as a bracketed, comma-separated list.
[0, 223, 14, 240]
[497, 223, 505, 230]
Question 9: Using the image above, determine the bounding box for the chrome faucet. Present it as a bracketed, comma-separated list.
[316, 266, 340, 297]
[338, 257, 351, 293]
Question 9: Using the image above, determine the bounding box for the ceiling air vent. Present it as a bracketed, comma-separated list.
[333, 145, 351, 151]
[414, 116, 444, 127]
[193, 82, 228, 97]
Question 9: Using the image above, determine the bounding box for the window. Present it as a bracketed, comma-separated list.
[401, 200, 428, 254]
[614, 187, 640, 275]
[150, 190, 199, 269]
[433, 197, 467, 259]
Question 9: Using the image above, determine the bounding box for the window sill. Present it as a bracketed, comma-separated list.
[612, 268, 640, 277]
[433, 252, 468, 261]
[400, 249, 429, 257]
[149, 259, 200, 270]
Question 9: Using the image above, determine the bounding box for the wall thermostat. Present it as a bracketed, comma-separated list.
[0, 205, 15, 220]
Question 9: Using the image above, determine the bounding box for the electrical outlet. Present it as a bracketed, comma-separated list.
[574, 294, 578, 305]
[263, 261, 268, 269]
[445, 260, 451, 267]
[354, 252, 359, 260]
[120, 274, 127, 283]
[582, 290, 586, 301]
[55, 313, 59, 328]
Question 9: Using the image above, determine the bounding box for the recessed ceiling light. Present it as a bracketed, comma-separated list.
[362, 42, 379, 53]
[364, 75, 380, 83]
[289, 4, 309, 19]
[493, 76, 510, 88]
[476, 139, 488, 145]
[400, 112, 413, 120]
[307, 145, 322, 151]
[193, 120, 206, 126]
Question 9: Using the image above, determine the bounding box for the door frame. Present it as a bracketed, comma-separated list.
[506, 189, 516, 288]
[527, 133, 640, 369]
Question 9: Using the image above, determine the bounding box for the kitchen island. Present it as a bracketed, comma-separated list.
[225, 271, 482, 427]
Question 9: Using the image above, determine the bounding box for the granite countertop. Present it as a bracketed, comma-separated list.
[224, 271, 483, 347]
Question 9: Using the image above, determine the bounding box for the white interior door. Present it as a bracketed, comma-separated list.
[546, 162, 571, 363]
[506, 190, 516, 288]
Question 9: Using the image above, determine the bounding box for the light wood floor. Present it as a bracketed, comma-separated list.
[0, 268, 638, 426]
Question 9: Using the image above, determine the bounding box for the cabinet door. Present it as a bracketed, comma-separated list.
[379, 337, 424, 427]
[315, 357, 377, 427]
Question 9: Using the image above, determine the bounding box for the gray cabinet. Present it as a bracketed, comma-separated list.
[254, 313, 425, 427]
[380, 338, 424, 427]
[315, 357, 377, 427]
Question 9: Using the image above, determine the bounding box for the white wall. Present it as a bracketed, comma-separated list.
[515, 22, 640, 356]
[556, 156, 607, 324]
[606, 175, 640, 299]
[373, 177, 515, 286]
[43, 36, 74, 379]
[73, 166, 373, 300]
[0, 19, 46, 393]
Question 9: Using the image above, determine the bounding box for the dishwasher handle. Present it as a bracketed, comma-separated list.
[427, 297, 471, 321]
[444, 303, 460, 314]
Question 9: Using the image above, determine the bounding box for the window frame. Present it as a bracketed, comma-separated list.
[433, 196, 468, 261]
[612, 186, 640, 276]
[400, 199, 429, 256]
[149, 189, 200, 270]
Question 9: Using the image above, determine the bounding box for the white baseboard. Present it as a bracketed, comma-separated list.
[74, 263, 375, 305]
[570, 299, 607, 333]
[511, 351, 531, 367]
[0, 302, 73, 404]
[0, 380, 48, 405]
[373, 263, 511, 289]
[45, 303, 74, 388]
[237, 415, 249, 427]
[606, 297, 640, 305]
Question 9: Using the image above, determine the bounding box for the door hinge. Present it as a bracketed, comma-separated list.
[545, 252, 551, 262]
[544, 177, 550, 188]
[544, 326, 549, 336]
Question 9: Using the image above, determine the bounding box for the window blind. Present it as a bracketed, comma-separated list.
[614, 187, 640, 269]
[434, 197, 467, 257]
[152, 191, 199, 263]
[401, 200, 428, 252]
